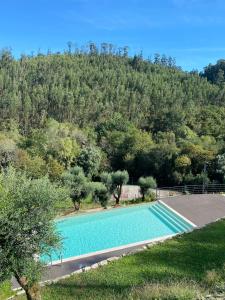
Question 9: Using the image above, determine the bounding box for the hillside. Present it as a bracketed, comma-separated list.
[0, 47, 224, 131]
[1, 46, 225, 185]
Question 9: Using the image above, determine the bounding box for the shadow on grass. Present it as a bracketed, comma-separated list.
[44, 280, 131, 300]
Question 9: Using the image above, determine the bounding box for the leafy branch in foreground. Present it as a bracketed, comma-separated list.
[0, 168, 68, 300]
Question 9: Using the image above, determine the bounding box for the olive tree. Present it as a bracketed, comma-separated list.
[0, 168, 68, 300]
[91, 182, 109, 209]
[138, 176, 157, 200]
[61, 166, 91, 210]
[101, 170, 129, 205]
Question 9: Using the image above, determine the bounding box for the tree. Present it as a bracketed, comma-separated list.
[91, 182, 109, 209]
[216, 154, 225, 182]
[175, 155, 191, 173]
[101, 172, 113, 192]
[14, 150, 47, 179]
[0, 168, 68, 300]
[77, 146, 102, 178]
[61, 167, 91, 210]
[101, 170, 129, 205]
[138, 176, 157, 201]
[0, 134, 17, 169]
[47, 158, 64, 181]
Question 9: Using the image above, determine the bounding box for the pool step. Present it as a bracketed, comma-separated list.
[149, 206, 184, 232]
[156, 202, 192, 231]
[150, 203, 191, 233]
[154, 204, 189, 231]
[154, 206, 187, 232]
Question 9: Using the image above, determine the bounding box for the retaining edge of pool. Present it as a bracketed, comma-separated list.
[158, 200, 198, 228]
[48, 233, 177, 266]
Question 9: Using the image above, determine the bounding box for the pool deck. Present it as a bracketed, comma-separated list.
[161, 194, 225, 227]
[12, 194, 225, 290]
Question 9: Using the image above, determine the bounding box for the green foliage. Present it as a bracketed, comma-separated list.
[0, 280, 14, 299]
[138, 176, 157, 200]
[184, 172, 210, 185]
[216, 154, 225, 182]
[61, 167, 92, 210]
[100, 170, 129, 205]
[0, 167, 68, 298]
[202, 59, 225, 85]
[91, 182, 109, 208]
[0, 48, 225, 186]
[0, 48, 222, 133]
[111, 170, 129, 187]
[100, 172, 113, 193]
[13, 149, 48, 179]
[0, 133, 17, 169]
[47, 158, 65, 181]
[111, 170, 129, 204]
[175, 155, 191, 169]
[77, 146, 102, 178]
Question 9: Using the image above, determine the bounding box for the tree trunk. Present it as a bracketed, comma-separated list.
[73, 201, 80, 211]
[114, 185, 122, 206]
[117, 184, 122, 204]
[15, 274, 41, 300]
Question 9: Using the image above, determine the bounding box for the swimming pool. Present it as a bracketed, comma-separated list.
[43, 201, 195, 264]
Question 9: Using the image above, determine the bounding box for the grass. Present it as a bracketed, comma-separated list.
[16, 219, 225, 300]
[0, 281, 15, 300]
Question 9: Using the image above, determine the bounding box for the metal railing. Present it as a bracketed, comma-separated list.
[156, 184, 225, 199]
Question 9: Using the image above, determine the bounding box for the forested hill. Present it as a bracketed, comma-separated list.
[1, 47, 225, 186]
[0, 48, 224, 133]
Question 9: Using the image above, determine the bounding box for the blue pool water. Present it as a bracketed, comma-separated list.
[43, 202, 194, 262]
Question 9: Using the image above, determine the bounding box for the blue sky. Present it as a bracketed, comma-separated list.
[1, 0, 225, 71]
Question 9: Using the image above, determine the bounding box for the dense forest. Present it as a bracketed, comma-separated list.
[1, 43, 225, 186]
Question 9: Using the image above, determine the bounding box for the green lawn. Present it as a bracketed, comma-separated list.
[16, 219, 225, 300]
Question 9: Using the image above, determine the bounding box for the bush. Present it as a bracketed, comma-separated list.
[91, 182, 109, 208]
[138, 176, 157, 200]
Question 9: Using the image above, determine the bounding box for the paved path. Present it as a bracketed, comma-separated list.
[13, 194, 225, 290]
[162, 194, 225, 227]
[12, 244, 149, 290]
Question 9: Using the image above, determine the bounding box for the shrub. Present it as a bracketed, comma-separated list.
[138, 176, 157, 201]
